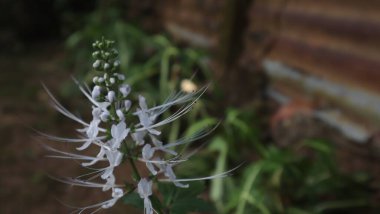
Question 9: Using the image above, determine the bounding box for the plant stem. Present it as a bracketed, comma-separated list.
[128, 156, 141, 180]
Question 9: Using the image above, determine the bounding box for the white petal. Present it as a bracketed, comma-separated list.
[142, 144, 155, 159]
[132, 131, 146, 146]
[137, 178, 152, 198]
[138, 95, 148, 110]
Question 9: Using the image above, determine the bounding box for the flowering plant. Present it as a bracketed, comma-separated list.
[41, 38, 235, 213]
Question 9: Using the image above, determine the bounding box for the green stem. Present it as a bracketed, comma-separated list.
[128, 156, 141, 180]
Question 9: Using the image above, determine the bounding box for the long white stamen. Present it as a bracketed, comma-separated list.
[159, 164, 242, 182]
[50, 176, 123, 189]
[42, 83, 90, 127]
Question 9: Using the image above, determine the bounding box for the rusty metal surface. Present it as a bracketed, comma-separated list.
[160, 0, 226, 49]
[244, 0, 380, 89]
[239, 0, 380, 140]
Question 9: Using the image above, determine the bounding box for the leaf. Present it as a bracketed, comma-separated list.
[171, 198, 215, 214]
[175, 181, 205, 199]
[158, 181, 206, 207]
[208, 137, 228, 202]
[158, 182, 177, 206]
[303, 139, 332, 154]
[122, 192, 144, 209]
[185, 118, 218, 138]
[236, 163, 263, 214]
[286, 207, 314, 214]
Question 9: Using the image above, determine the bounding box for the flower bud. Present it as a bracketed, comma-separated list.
[104, 63, 110, 71]
[113, 60, 120, 68]
[91, 86, 101, 99]
[92, 51, 100, 59]
[93, 60, 101, 69]
[124, 100, 131, 111]
[107, 91, 116, 102]
[92, 76, 99, 83]
[112, 188, 123, 198]
[100, 111, 110, 122]
[111, 49, 118, 56]
[119, 84, 131, 97]
[116, 73, 125, 80]
[110, 77, 115, 84]
[181, 79, 197, 93]
[116, 109, 124, 121]
[98, 77, 104, 83]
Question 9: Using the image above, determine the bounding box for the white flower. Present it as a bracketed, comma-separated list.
[142, 144, 158, 175]
[119, 84, 131, 97]
[150, 135, 177, 156]
[86, 119, 101, 139]
[135, 95, 161, 135]
[101, 150, 123, 179]
[101, 188, 124, 209]
[132, 131, 146, 146]
[160, 163, 189, 188]
[110, 121, 129, 149]
[138, 178, 154, 214]
[76, 118, 101, 151]
[92, 107, 102, 119]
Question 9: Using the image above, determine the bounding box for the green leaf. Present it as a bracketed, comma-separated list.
[303, 139, 332, 154]
[171, 198, 215, 214]
[122, 192, 144, 209]
[236, 163, 263, 214]
[184, 118, 218, 138]
[286, 207, 315, 214]
[158, 182, 177, 206]
[175, 181, 205, 199]
[158, 181, 206, 207]
[208, 137, 228, 202]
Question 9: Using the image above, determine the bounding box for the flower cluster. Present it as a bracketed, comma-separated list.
[42, 38, 234, 213]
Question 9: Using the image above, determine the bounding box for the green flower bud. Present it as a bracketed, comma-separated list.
[93, 60, 101, 69]
[104, 63, 110, 71]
